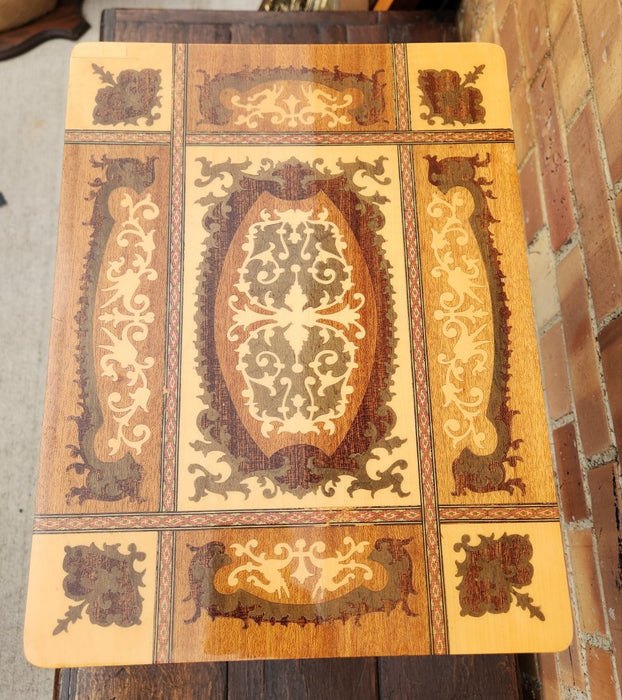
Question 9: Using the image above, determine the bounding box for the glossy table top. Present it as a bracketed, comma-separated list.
[25, 41, 571, 667]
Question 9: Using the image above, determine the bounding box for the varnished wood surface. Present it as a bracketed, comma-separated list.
[24, 8, 572, 697]
[100, 9, 458, 44]
[56, 656, 521, 700]
[55, 14, 523, 694]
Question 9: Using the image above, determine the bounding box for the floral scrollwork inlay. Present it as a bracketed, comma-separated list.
[427, 189, 495, 454]
[226, 82, 357, 129]
[454, 533, 544, 621]
[92, 63, 162, 127]
[227, 537, 374, 601]
[418, 65, 486, 126]
[425, 154, 525, 497]
[224, 201, 365, 444]
[197, 66, 387, 130]
[184, 537, 417, 627]
[190, 155, 409, 500]
[98, 192, 159, 457]
[67, 155, 158, 504]
[53, 542, 146, 635]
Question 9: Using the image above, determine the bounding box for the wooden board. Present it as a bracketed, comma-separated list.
[54, 656, 522, 700]
[99, 9, 459, 44]
[26, 41, 571, 668]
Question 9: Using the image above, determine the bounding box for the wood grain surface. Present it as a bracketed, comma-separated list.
[55, 656, 521, 700]
[100, 9, 458, 44]
[26, 39, 571, 669]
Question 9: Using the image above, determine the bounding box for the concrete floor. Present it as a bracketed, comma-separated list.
[0, 2, 255, 697]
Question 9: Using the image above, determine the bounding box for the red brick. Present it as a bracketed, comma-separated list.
[516, 0, 550, 78]
[602, 95, 622, 185]
[552, 8, 590, 123]
[519, 153, 543, 242]
[478, 11, 497, 44]
[557, 247, 611, 456]
[538, 653, 562, 699]
[512, 76, 535, 165]
[585, 644, 618, 700]
[567, 103, 622, 322]
[587, 462, 622, 669]
[458, 0, 489, 40]
[530, 62, 576, 250]
[616, 191, 622, 230]
[581, 0, 622, 124]
[540, 322, 571, 419]
[569, 528, 608, 634]
[557, 628, 586, 691]
[494, 0, 511, 27]
[599, 315, 622, 449]
[545, 0, 572, 42]
[554, 423, 589, 522]
[499, 4, 524, 88]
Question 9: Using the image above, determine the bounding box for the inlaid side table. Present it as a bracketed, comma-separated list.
[25, 40, 571, 667]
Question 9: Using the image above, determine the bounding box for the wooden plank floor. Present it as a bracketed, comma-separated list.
[56, 656, 521, 699]
[53, 9, 523, 698]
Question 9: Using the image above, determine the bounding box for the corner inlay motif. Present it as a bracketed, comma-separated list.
[54, 542, 146, 635]
[418, 65, 486, 126]
[454, 534, 544, 620]
[92, 64, 162, 127]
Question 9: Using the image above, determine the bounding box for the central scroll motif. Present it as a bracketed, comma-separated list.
[215, 190, 377, 457]
[189, 156, 408, 499]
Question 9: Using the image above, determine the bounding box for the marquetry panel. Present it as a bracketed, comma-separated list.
[26, 41, 570, 668]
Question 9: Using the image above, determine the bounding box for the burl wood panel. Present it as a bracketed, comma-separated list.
[26, 41, 571, 669]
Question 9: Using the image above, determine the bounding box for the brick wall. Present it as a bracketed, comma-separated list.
[458, 1, 622, 698]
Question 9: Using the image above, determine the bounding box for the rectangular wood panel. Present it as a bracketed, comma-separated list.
[27, 40, 570, 668]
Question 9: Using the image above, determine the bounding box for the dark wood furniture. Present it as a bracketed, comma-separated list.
[0, 0, 87, 61]
[100, 9, 458, 43]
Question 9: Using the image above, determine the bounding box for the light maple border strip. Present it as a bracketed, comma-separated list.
[64, 130, 172, 144]
[155, 529, 174, 663]
[439, 505, 560, 521]
[400, 142, 446, 654]
[156, 42, 187, 665]
[184, 129, 513, 146]
[33, 507, 424, 533]
[393, 43, 411, 131]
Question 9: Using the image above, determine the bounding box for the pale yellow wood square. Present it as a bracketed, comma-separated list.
[65, 43, 173, 132]
[441, 521, 572, 653]
[407, 43, 513, 131]
[25, 531, 158, 668]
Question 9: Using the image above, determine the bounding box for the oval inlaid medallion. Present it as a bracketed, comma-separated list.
[215, 190, 377, 457]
